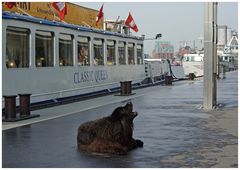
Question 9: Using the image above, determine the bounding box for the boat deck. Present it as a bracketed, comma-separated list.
[2, 71, 238, 168]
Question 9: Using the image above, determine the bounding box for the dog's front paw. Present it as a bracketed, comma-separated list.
[114, 147, 128, 155]
[135, 139, 144, 147]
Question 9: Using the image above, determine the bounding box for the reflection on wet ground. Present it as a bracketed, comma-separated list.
[2, 71, 238, 168]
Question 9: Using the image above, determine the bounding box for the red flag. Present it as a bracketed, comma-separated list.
[96, 4, 104, 26]
[6, 2, 16, 9]
[125, 12, 138, 32]
[52, 2, 67, 21]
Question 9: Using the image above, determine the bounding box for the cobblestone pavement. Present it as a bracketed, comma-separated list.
[2, 71, 238, 168]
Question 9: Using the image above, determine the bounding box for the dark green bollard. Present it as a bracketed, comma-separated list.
[19, 94, 31, 117]
[120, 81, 132, 96]
[165, 76, 172, 85]
[4, 95, 17, 121]
[189, 73, 195, 80]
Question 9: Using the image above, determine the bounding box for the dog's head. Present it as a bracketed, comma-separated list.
[110, 102, 138, 121]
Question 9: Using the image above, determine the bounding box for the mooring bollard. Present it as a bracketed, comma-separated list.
[120, 81, 127, 96]
[165, 75, 172, 85]
[189, 73, 195, 80]
[126, 81, 132, 95]
[4, 95, 17, 121]
[222, 65, 226, 79]
[19, 94, 31, 117]
[120, 81, 133, 96]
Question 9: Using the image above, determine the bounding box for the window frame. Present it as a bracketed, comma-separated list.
[93, 38, 104, 66]
[118, 41, 126, 65]
[128, 42, 135, 65]
[77, 36, 90, 66]
[137, 44, 143, 65]
[58, 33, 74, 67]
[6, 26, 30, 69]
[106, 39, 116, 66]
[35, 30, 54, 68]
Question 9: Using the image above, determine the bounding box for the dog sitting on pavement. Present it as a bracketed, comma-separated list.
[77, 102, 143, 155]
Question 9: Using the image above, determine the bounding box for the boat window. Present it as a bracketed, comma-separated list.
[184, 57, 189, 61]
[35, 30, 54, 67]
[107, 40, 116, 65]
[118, 41, 126, 65]
[128, 43, 135, 65]
[93, 38, 104, 65]
[137, 44, 143, 64]
[59, 33, 73, 66]
[77, 36, 90, 66]
[6, 27, 30, 68]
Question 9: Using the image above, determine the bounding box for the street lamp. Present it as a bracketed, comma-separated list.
[141, 33, 162, 40]
[155, 33, 162, 39]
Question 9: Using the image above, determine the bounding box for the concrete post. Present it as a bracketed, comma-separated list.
[203, 2, 218, 110]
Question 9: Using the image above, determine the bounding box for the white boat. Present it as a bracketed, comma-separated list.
[2, 3, 185, 107]
[182, 53, 204, 77]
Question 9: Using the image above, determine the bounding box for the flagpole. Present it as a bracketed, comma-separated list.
[81, 21, 91, 27]
[15, 4, 33, 17]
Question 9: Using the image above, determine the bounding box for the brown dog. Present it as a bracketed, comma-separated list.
[77, 102, 143, 155]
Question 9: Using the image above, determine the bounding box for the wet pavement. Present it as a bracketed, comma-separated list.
[2, 71, 238, 168]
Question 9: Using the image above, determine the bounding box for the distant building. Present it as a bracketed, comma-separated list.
[152, 41, 174, 60]
[177, 46, 192, 58]
[217, 25, 228, 51]
[217, 25, 237, 52]
[144, 54, 151, 59]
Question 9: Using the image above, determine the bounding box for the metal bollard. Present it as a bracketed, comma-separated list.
[126, 81, 132, 95]
[222, 65, 226, 79]
[19, 94, 31, 117]
[165, 76, 172, 85]
[120, 81, 133, 96]
[189, 73, 195, 80]
[120, 81, 127, 96]
[3, 95, 17, 121]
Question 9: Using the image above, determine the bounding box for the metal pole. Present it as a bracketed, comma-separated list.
[213, 2, 218, 106]
[203, 2, 218, 110]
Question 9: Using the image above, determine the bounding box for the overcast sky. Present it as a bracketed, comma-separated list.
[76, 2, 238, 55]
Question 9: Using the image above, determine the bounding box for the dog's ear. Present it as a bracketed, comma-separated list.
[110, 107, 124, 121]
[124, 102, 133, 113]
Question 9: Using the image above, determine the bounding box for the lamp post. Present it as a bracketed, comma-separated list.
[142, 33, 162, 40]
[142, 33, 162, 60]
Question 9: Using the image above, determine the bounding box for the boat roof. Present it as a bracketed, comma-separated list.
[2, 11, 144, 41]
